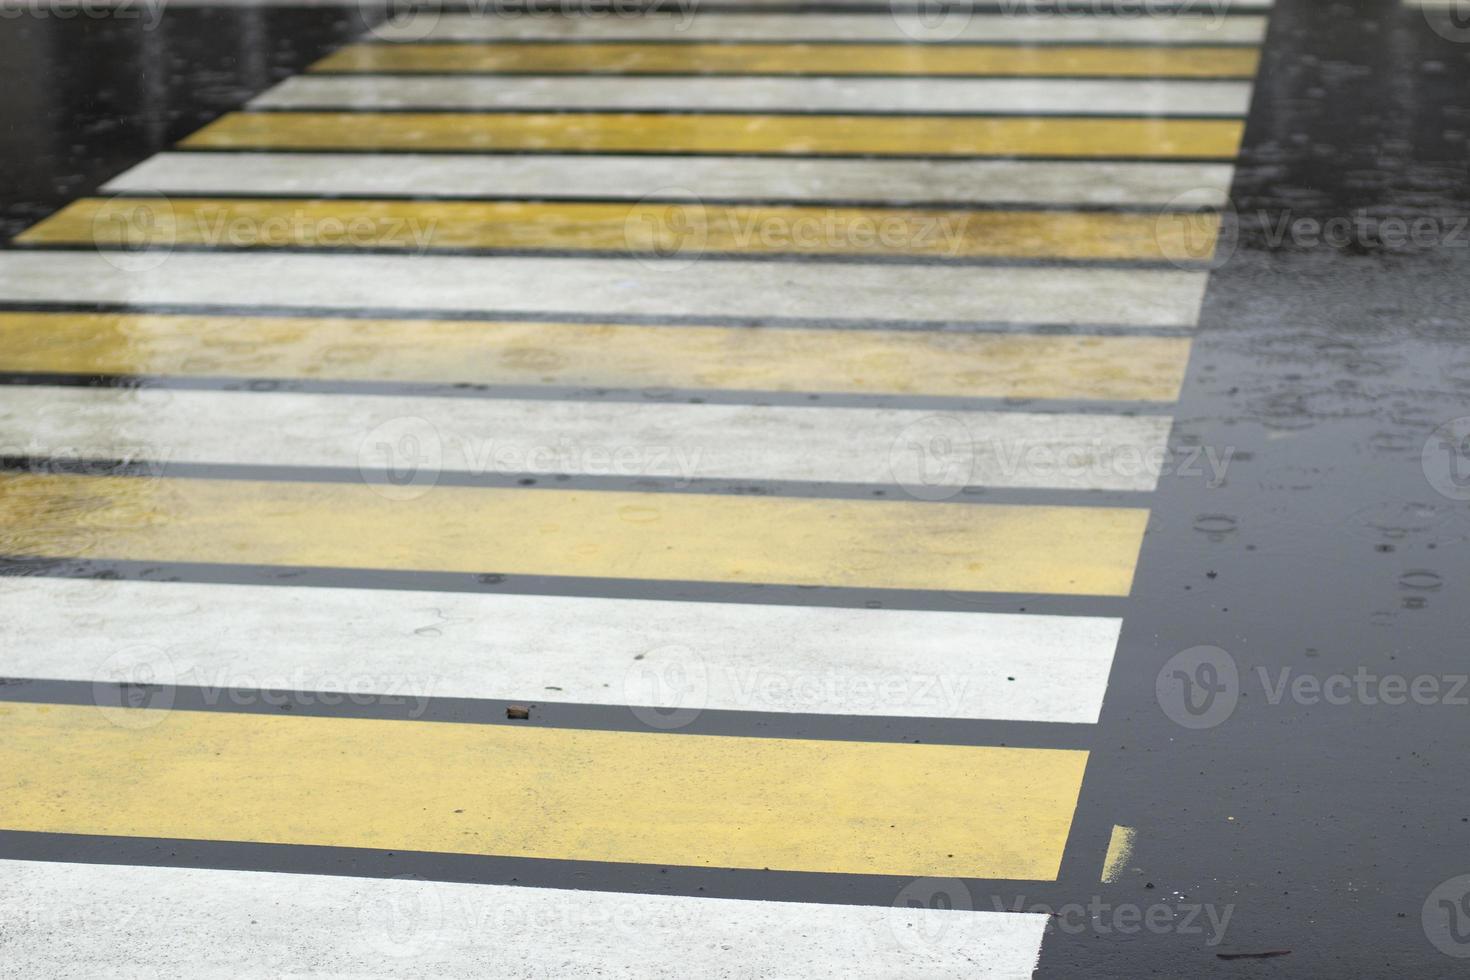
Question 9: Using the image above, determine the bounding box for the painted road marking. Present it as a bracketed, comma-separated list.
[1100, 824, 1138, 882]
[0, 860, 1051, 978]
[0, 1, 1275, 963]
[0, 252, 1210, 327]
[29, 196, 1220, 262]
[0, 471, 1148, 595]
[252, 75, 1255, 116]
[368, 12, 1267, 43]
[0, 0, 1276, 969]
[0, 311, 1194, 402]
[0, 576, 1123, 723]
[0, 385, 1174, 491]
[0, 701, 1087, 879]
[104, 153, 1237, 206]
[618, 0, 1276, 6]
[181, 110, 1246, 158]
[314, 42, 1263, 77]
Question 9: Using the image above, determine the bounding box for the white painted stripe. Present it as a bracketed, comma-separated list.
[107, 0, 1276, 6]
[0, 251, 1209, 327]
[722, 0, 1276, 5]
[1, 386, 1172, 491]
[375, 12, 1268, 43]
[0, 576, 1120, 722]
[105, 151, 1237, 206]
[252, 75, 1254, 115]
[0, 859, 1049, 979]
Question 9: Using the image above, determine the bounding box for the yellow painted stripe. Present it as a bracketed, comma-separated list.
[0, 701, 1086, 879]
[181, 112, 1245, 159]
[26, 197, 1215, 262]
[0, 312, 1192, 402]
[0, 473, 1147, 595]
[313, 42, 1262, 79]
[1100, 824, 1137, 882]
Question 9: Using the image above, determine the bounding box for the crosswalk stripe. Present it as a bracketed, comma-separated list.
[0, 252, 1210, 327]
[0, 386, 1174, 491]
[559, 0, 1277, 6]
[614, 0, 1276, 6]
[313, 41, 1263, 77]
[0, 859, 1051, 977]
[0, 576, 1123, 723]
[251, 75, 1255, 115]
[28, 196, 1219, 262]
[709, 0, 1274, 6]
[0, 311, 1193, 402]
[149, 0, 1276, 6]
[366, 12, 1267, 43]
[0, 472, 1148, 595]
[180, 110, 1245, 158]
[0, 700, 1087, 879]
[104, 152, 1236, 207]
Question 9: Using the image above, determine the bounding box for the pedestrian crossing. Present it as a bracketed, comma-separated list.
[364, 11, 1266, 42]
[176, 110, 1245, 156]
[251, 75, 1255, 114]
[0, 701, 1086, 878]
[1, 576, 1123, 721]
[0, 472, 1149, 592]
[0, 860, 1050, 979]
[313, 40, 1262, 76]
[0, 311, 1194, 399]
[0, 0, 1271, 974]
[0, 387, 1173, 490]
[0, 252, 1208, 323]
[104, 153, 1236, 204]
[28, 197, 1215, 260]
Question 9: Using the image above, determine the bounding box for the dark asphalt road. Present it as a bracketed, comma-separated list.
[1, 0, 1468, 975]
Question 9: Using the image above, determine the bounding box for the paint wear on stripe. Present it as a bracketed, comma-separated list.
[0, 702, 1087, 879]
[28, 197, 1221, 262]
[253, 75, 1255, 115]
[0, 385, 1175, 491]
[181, 111, 1246, 158]
[105, 153, 1237, 207]
[0, 312, 1193, 401]
[367, 12, 1268, 43]
[0, 252, 1210, 327]
[312, 42, 1262, 78]
[0, 859, 1050, 978]
[0, 472, 1148, 595]
[0, 576, 1124, 723]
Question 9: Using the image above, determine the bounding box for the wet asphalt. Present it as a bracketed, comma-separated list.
[2, 0, 1469, 976]
[1043, 1, 1470, 975]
